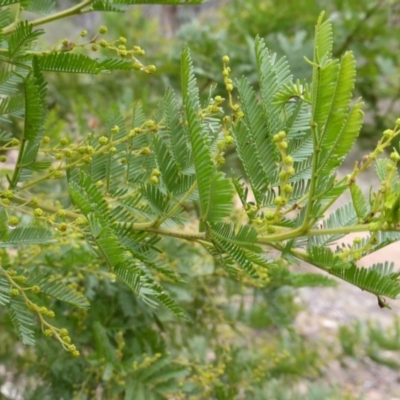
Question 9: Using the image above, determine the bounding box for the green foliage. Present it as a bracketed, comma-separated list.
[182, 49, 234, 226]
[331, 263, 400, 300]
[0, 226, 53, 246]
[0, 1, 399, 398]
[8, 295, 35, 345]
[339, 318, 400, 370]
[143, 0, 399, 146]
[24, 0, 55, 15]
[28, 272, 90, 308]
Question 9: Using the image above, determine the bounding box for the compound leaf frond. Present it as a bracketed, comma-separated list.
[27, 273, 90, 309]
[38, 53, 105, 74]
[0, 226, 53, 247]
[8, 296, 35, 345]
[330, 264, 400, 299]
[7, 21, 43, 59]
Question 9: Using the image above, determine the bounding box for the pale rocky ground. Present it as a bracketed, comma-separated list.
[294, 146, 400, 400]
[295, 263, 400, 400]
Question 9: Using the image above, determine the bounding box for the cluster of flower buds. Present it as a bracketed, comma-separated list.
[61, 26, 156, 74]
[273, 131, 295, 209]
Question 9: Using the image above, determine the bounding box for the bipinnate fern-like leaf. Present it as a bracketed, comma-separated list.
[23, 66, 45, 141]
[182, 50, 234, 226]
[148, 140, 177, 195]
[0, 7, 10, 30]
[69, 172, 111, 220]
[285, 98, 312, 140]
[307, 246, 350, 270]
[93, 0, 204, 10]
[350, 184, 370, 221]
[93, 107, 127, 192]
[255, 36, 293, 153]
[0, 226, 53, 247]
[153, 89, 196, 201]
[131, 133, 156, 183]
[330, 264, 400, 299]
[181, 47, 200, 110]
[318, 50, 355, 140]
[0, 66, 20, 96]
[142, 184, 185, 225]
[255, 36, 292, 117]
[0, 94, 24, 122]
[207, 173, 234, 222]
[6, 21, 43, 60]
[375, 159, 400, 189]
[163, 88, 192, 171]
[69, 173, 185, 317]
[8, 295, 35, 345]
[308, 203, 358, 247]
[114, 261, 185, 318]
[0, 272, 10, 306]
[0, 130, 13, 141]
[200, 239, 239, 276]
[236, 77, 274, 180]
[211, 234, 258, 278]
[358, 231, 400, 255]
[313, 12, 333, 63]
[24, 0, 55, 15]
[38, 53, 141, 74]
[99, 223, 185, 317]
[233, 77, 275, 205]
[317, 53, 364, 173]
[11, 59, 48, 186]
[368, 261, 400, 279]
[322, 99, 364, 172]
[38, 53, 106, 74]
[212, 222, 261, 253]
[117, 227, 183, 282]
[310, 13, 364, 177]
[88, 214, 125, 266]
[232, 120, 268, 205]
[0, 1, 23, 7]
[310, 13, 332, 120]
[237, 37, 315, 208]
[27, 273, 90, 309]
[97, 57, 138, 71]
[210, 222, 270, 278]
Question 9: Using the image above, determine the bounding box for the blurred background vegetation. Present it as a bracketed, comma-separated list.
[2, 1, 400, 399]
[45, 0, 400, 146]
